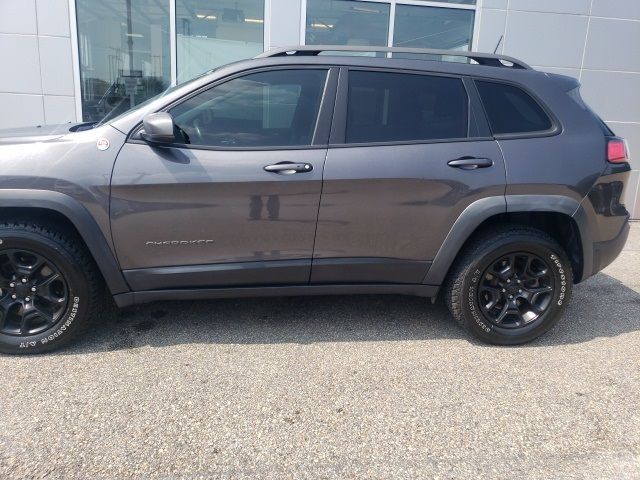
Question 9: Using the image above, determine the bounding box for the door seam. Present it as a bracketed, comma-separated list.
[308, 147, 328, 284]
[308, 68, 342, 284]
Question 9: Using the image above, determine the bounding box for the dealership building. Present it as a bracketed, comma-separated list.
[1, 0, 639, 217]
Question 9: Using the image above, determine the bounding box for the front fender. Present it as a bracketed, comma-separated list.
[0, 189, 129, 294]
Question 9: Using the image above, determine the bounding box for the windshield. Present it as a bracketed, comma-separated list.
[94, 68, 219, 127]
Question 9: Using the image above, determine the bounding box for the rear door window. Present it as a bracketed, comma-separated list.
[475, 80, 553, 135]
[346, 71, 469, 144]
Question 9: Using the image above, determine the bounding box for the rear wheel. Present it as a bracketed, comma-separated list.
[0, 220, 100, 354]
[445, 226, 572, 345]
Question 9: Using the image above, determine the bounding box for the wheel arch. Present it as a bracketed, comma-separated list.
[0, 190, 129, 294]
[423, 195, 592, 287]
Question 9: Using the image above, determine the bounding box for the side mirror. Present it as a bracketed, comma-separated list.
[141, 112, 175, 144]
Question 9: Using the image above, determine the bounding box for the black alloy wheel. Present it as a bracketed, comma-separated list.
[0, 249, 69, 336]
[477, 252, 554, 329]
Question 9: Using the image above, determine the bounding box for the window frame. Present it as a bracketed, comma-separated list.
[329, 66, 492, 148]
[472, 77, 562, 140]
[128, 65, 339, 151]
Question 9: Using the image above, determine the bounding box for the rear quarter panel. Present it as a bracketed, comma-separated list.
[498, 74, 607, 204]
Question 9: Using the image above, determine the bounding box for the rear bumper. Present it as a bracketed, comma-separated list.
[592, 219, 629, 273]
[575, 162, 631, 282]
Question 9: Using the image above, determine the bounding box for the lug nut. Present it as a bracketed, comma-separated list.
[25, 297, 31, 302]
[507, 279, 511, 283]
[21, 278, 27, 284]
[10, 282, 15, 288]
[502, 289, 506, 293]
[518, 289, 522, 293]
[31, 286, 36, 292]
[509, 295, 513, 299]
[11, 294, 17, 299]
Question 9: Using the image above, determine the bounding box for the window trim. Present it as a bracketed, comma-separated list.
[329, 66, 492, 148]
[473, 77, 563, 140]
[463, 76, 492, 139]
[128, 65, 339, 151]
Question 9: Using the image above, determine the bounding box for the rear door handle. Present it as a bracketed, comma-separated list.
[447, 157, 493, 170]
[264, 162, 313, 175]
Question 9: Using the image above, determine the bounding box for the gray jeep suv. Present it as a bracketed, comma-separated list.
[0, 46, 631, 354]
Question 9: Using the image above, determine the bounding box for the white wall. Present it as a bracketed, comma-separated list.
[0, 0, 77, 129]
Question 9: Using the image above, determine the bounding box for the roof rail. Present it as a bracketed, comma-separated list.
[256, 45, 531, 70]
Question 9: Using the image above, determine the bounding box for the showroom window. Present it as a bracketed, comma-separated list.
[393, 5, 474, 51]
[431, 0, 475, 4]
[305, 0, 390, 48]
[176, 0, 265, 83]
[76, 0, 171, 122]
[305, 0, 476, 55]
[75, 0, 266, 122]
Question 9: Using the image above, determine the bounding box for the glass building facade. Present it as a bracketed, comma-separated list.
[176, 0, 265, 83]
[75, 0, 171, 122]
[74, 0, 478, 122]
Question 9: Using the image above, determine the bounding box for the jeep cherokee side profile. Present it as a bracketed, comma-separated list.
[0, 46, 631, 354]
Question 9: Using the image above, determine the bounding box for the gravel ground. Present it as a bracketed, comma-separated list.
[1, 224, 639, 479]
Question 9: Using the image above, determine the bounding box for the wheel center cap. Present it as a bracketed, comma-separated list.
[14, 284, 30, 298]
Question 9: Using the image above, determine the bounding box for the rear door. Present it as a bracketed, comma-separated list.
[110, 67, 337, 290]
[311, 68, 505, 284]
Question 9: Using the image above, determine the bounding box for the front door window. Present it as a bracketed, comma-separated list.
[169, 69, 328, 148]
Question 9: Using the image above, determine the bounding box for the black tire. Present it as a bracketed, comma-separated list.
[444, 225, 572, 345]
[0, 220, 100, 354]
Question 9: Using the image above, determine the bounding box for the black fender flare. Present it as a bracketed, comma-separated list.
[0, 189, 129, 294]
[506, 194, 593, 281]
[422, 195, 592, 286]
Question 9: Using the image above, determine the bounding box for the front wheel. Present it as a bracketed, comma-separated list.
[445, 226, 573, 345]
[0, 220, 100, 354]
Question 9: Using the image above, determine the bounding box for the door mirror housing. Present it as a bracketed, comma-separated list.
[141, 112, 175, 144]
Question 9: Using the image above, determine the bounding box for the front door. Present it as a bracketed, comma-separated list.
[110, 68, 335, 290]
[311, 68, 505, 284]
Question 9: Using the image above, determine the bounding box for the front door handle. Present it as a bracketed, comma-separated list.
[447, 157, 494, 170]
[264, 162, 313, 175]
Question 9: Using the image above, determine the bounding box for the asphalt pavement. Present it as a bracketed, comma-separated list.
[1, 224, 639, 479]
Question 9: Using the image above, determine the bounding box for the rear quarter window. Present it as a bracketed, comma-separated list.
[476, 80, 553, 135]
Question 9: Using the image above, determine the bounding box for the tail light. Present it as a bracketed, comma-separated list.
[607, 137, 629, 164]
